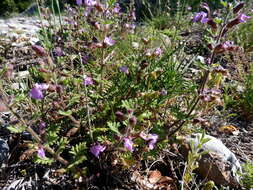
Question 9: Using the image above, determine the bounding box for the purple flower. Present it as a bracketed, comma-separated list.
[103, 37, 116, 47]
[124, 23, 136, 30]
[84, 7, 92, 16]
[90, 143, 106, 158]
[30, 87, 44, 99]
[37, 147, 45, 159]
[35, 83, 49, 90]
[193, 11, 208, 23]
[119, 66, 129, 74]
[54, 47, 64, 57]
[82, 55, 89, 64]
[123, 137, 134, 152]
[76, 0, 82, 5]
[153, 47, 163, 56]
[83, 76, 93, 86]
[237, 13, 251, 23]
[227, 13, 251, 28]
[222, 41, 233, 49]
[113, 3, 121, 14]
[29, 83, 49, 100]
[39, 122, 46, 134]
[84, 0, 96, 6]
[140, 132, 159, 150]
[147, 134, 158, 150]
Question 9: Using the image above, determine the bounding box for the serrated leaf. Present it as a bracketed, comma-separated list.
[58, 110, 72, 116]
[107, 121, 120, 134]
[7, 125, 26, 133]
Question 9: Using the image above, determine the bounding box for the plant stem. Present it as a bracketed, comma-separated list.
[0, 90, 68, 166]
[166, 11, 231, 137]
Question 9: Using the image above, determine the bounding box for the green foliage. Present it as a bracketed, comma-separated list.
[182, 132, 210, 189]
[0, 0, 33, 16]
[0, 0, 17, 16]
[239, 66, 253, 119]
[0, 0, 252, 188]
[231, 19, 253, 48]
[240, 161, 253, 189]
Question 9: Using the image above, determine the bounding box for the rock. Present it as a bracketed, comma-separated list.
[0, 138, 9, 165]
[180, 133, 242, 188]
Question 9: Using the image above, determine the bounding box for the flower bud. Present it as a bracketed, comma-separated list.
[32, 45, 47, 57]
[95, 3, 104, 12]
[115, 111, 125, 121]
[129, 116, 137, 126]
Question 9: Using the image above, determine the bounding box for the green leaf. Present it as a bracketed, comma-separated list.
[67, 94, 81, 107]
[138, 111, 152, 121]
[7, 125, 26, 133]
[14, 94, 26, 103]
[220, 1, 227, 7]
[92, 128, 109, 133]
[107, 121, 120, 135]
[58, 110, 72, 116]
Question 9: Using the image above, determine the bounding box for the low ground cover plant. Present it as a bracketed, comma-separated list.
[0, 0, 252, 188]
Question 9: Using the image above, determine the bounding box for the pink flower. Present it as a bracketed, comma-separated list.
[123, 137, 134, 152]
[90, 143, 106, 158]
[237, 13, 251, 23]
[103, 37, 116, 47]
[140, 132, 159, 150]
[37, 147, 45, 159]
[54, 47, 64, 56]
[83, 76, 93, 86]
[153, 47, 163, 57]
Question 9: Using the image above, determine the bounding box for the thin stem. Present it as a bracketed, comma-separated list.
[0, 89, 68, 166]
[166, 9, 231, 137]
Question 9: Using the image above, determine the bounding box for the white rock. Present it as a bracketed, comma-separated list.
[183, 133, 242, 187]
